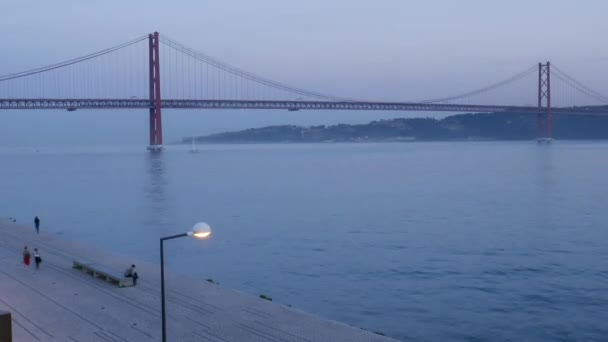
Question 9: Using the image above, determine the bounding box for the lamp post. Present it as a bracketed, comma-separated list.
[160, 222, 211, 342]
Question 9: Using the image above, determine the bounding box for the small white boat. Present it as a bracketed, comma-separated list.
[190, 138, 200, 153]
[147, 145, 164, 152]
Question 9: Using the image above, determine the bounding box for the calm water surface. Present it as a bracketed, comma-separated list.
[1, 142, 607, 341]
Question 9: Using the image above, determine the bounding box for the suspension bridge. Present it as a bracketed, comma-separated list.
[1, 32, 607, 149]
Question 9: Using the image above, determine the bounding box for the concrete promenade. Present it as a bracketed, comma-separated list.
[0, 219, 395, 341]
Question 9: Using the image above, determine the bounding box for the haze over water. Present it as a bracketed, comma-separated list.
[1, 141, 607, 341]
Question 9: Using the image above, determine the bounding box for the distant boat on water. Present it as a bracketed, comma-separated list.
[190, 138, 200, 153]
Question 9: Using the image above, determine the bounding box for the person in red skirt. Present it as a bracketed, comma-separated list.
[23, 246, 31, 267]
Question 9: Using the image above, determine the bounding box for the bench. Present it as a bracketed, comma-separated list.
[72, 261, 134, 287]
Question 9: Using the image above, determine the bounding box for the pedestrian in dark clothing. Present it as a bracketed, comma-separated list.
[33, 248, 42, 269]
[34, 216, 40, 234]
[124, 264, 138, 286]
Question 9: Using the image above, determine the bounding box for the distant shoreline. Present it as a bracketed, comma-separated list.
[176, 138, 608, 145]
[183, 112, 608, 144]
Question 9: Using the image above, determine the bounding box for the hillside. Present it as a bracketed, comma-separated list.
[187, 112, 608, 143]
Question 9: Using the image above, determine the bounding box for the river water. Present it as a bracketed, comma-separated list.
[1, 141, 607, 341]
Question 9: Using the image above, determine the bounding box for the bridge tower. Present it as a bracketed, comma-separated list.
[148, 32, 163, 150]
[537, 62, 552, 143]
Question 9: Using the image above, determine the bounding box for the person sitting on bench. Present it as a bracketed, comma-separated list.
[124, 264, 139, 286]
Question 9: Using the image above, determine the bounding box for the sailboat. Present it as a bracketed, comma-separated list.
[190, 137, 200, 153]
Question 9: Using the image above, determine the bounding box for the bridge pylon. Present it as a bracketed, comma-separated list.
[148, 32, 163, 151]
[537, 61, 552, 143]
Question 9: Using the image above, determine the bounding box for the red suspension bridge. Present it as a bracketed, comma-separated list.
[1, 32, 607, 149]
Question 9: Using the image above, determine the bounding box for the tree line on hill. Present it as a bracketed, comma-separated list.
[187, 112, 608, 143]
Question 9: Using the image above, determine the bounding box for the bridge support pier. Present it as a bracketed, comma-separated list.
[537, 62, 552, 144]
[148, 32, 163, 151]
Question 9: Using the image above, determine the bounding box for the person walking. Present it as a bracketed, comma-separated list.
[34, 216, 40, 234]
[33, 248, 42, 270]
[124, 264, 138, 286]
[23, 246, 31, 267]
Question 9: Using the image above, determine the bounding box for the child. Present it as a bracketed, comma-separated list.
[34, 248, 42, 269]
[23, 246, 31, 267]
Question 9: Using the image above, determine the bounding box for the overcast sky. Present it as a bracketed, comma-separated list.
[1, 0, 607, 146]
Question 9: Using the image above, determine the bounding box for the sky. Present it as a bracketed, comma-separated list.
[1, 0, 608, 146]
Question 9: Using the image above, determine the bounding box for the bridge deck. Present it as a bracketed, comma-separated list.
[0, 218, 392, 341]
[1, 98, 606, 115]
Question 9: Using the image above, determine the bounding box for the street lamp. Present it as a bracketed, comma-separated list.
[160, 222, 211, 342]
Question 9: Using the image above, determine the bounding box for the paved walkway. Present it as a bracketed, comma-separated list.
[0, 219, 395, 341]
